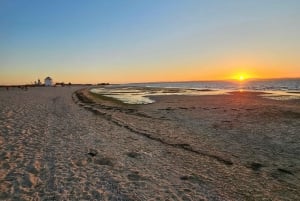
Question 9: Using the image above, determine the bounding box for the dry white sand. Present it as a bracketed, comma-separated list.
[0, 86, 299, 200]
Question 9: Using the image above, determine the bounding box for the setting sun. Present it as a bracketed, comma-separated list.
[232, 73, 250, 81]
[239, 75, 245, 81]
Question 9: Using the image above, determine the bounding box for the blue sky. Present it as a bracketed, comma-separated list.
[1, 0, 300, 84]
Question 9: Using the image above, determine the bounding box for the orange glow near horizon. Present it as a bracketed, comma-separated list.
[0, 63, 299, 85]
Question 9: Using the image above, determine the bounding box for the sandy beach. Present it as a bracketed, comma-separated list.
[0, 86, 299, 200]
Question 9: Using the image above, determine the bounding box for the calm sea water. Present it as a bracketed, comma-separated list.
[92, 79, 300, 104]
[126, 79, 300, 91]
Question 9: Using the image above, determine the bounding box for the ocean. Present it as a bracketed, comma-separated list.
[126, 78, 300, 91]
[91, 78, 300, 104]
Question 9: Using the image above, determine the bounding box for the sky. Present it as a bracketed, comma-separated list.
[1, 0, 300, 85]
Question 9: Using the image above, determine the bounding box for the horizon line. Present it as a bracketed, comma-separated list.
[1, 76, 300, 87]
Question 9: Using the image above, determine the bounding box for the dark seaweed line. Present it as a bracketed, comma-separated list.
[73, 90, 233, 166]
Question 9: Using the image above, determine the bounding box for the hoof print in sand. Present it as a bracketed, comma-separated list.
[126, 152, 141, 158]
[180, 176, 190, 181]
[248, 162, 264, 171]
[87, 149, 98, 157]
[86, 150, 114, 166]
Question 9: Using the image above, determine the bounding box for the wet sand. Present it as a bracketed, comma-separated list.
[1, 86, 300, 200]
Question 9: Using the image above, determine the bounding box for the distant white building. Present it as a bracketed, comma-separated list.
[44, 77, 53, 86]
